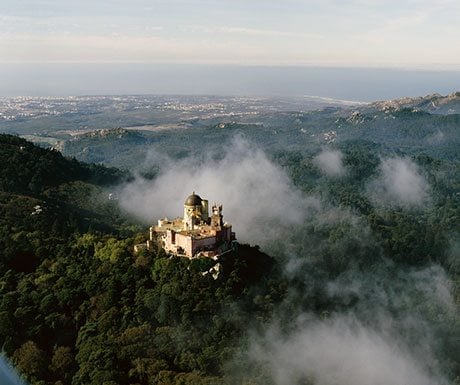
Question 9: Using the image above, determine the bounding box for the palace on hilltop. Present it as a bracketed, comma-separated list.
[135, 192, 236, 258]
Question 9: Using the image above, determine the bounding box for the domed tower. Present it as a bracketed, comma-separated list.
[183, 192, 209, 230]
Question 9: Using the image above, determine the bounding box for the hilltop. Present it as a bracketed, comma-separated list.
[368, 91, 460, 114]
[0, 135, 278, 385]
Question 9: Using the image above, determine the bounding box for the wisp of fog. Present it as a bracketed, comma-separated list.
[118, 137, 453, 385]
[118, 137, 319, 245]
[366, 156, 431, 207]
[313, 148, 346, 177]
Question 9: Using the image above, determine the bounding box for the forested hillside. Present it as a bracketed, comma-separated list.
[0, 135, 280, 385]
[0, 132, 459, 385]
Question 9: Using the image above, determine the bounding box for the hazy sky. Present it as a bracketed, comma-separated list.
[1, 0, 460, 67]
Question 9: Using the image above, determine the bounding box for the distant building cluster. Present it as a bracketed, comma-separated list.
[323, 130, 337, 143]
[135, 192, 235, 258]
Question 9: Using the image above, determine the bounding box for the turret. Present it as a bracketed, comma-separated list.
[183, 192, 205, 230]
[201, 199, 209, 221]
[210, 204, 224, 228]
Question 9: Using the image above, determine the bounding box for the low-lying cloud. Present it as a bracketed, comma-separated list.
[313, 148, 346, 177]
[248, 315, 447, 385]
[236, 263, 454, 385]
[117, 138, 454, 385]
[118, 137, 318, 245]
[367, 156, 430, 207]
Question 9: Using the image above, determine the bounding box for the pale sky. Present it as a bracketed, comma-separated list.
[1, 0, 460, 68]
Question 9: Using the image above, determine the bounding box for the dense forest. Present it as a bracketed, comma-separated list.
[0, 131, 459, 385]
[0, 134, 280, 385]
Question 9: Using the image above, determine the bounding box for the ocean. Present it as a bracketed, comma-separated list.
[1, 63, 459, 102]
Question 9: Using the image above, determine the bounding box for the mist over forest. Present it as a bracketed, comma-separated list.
[0, 92, 459, 385]
[117, 134, 459, 385]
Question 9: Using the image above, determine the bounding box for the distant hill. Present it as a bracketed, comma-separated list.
[2, 92, 459, 170]
[0, 134, 125, 194]
[62, 128, 148, 168]
[58, 94, 460, 169]
[368, 92, 460, 115]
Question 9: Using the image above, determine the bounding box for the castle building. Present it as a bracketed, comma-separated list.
[149, 192, 235, 258]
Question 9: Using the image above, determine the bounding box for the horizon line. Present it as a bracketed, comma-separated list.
[1, 61, 460, 72]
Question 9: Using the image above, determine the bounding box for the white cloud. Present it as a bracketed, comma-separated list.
[1, 0, 460, 66]
[239, 264, 454, 385]
[118, 137, 318, 246]
[367, 157, 430, 207]
[248, 315, 448, 385]
[0, 34, 272, 64]
[182, 24, 321, 39]
[313, 148, 346, 177]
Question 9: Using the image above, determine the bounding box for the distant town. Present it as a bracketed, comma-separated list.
[0, 95, 347, 125]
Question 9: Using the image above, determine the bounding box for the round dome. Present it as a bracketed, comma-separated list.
[184, 193, 202, 206]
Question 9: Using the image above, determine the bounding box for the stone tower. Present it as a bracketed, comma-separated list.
[210, 204, 224, 228]
[183, 192, 209, 230]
